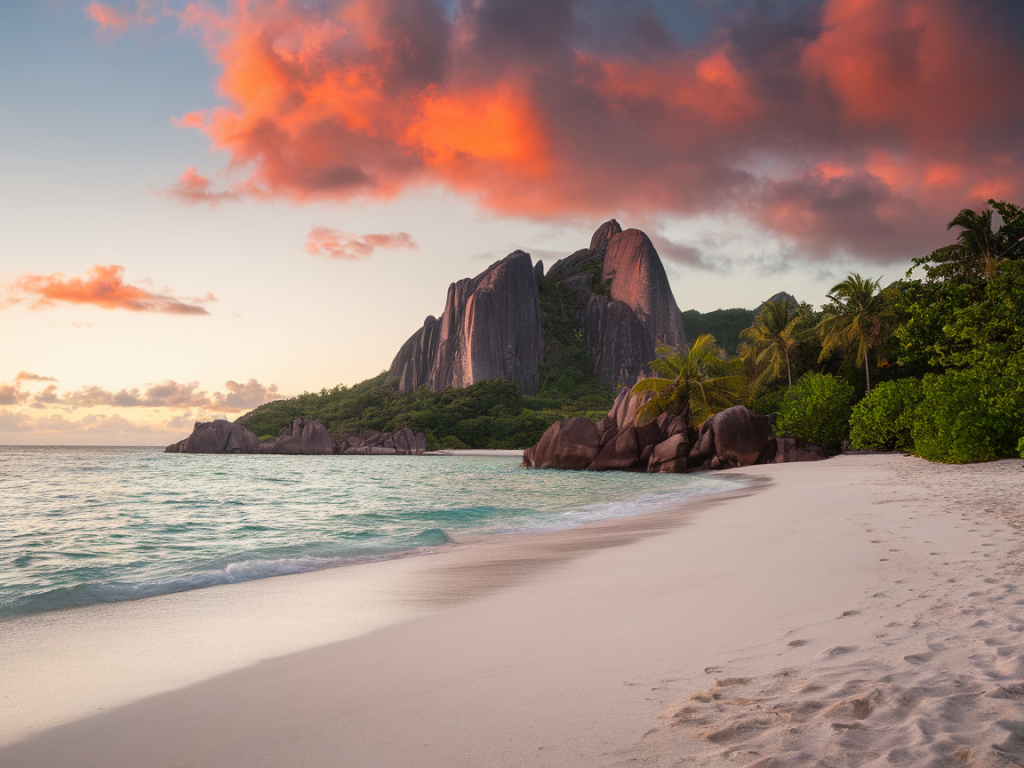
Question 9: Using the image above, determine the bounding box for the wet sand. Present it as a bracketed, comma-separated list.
[3, 455, 1023, 767]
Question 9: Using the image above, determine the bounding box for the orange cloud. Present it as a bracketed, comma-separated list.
[160, 166, 242, 205]
[15, 372, 57, 382]
[8, 265, 213, 315]
[304, 226, 418, 260]
[86, 2, 158, 39]
[160, 0, 1024, 263]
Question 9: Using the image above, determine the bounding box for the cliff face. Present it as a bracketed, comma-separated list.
[547, 220, 687, 386]
[582, 295, 656, 386]
[389, 251, 543, 394]
[389, 221, 686, 394]
[602, 228, 686, 350]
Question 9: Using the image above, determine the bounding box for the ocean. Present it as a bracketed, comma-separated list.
[0, 446, 740, 620]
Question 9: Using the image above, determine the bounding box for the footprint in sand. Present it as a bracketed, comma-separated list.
[821, 646, 857, 658]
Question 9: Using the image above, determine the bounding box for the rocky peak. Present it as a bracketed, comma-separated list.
[389, 250, 543, 394]
[602, 229, 686, 350]
[589, 219, 622, 258]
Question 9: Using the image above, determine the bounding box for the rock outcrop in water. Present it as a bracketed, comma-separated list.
[257, 417, 334, 455]
[335, 427, 426, 456]
[166, 419, 426, 456]
[165, 420, 260, 454]
[389, 251, 543, 394]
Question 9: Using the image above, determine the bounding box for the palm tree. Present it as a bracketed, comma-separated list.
[739, 298, 806, 389]
[947, 207, 1000, 280]
[631, 334, 744, 428]
[817, 274, 894, 393]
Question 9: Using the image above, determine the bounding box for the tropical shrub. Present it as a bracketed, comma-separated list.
[849, 378, 923, 451]
[911, 371, 1021, 464]
[748, 388, 785, 417]
[775, 372, 855, 450]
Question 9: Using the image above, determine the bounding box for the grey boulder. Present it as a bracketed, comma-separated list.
[261, 417, 334, 455]
[165, 420, 260, 454]
[688, 406, 775, 469]
[522, 417, 600, 470]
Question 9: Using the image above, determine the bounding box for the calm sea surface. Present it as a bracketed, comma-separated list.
[0, 446, 739, 619]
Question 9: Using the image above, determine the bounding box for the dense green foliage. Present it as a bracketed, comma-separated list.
[752, 199, 1024, 463]
[747, 388, 785, 417]
[774, 373, 854, 450]
[535, 272, 617, 404]
[239, 375, 613, 450]
[879, 200, 1024, 462]
[911, 371, 1020, 464]
[849, 378, 923, 451]
[680, 308, 756, 356]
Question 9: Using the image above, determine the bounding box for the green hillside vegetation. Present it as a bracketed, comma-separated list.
[238, 375, 613, 451]
[680, 308, 756, 355]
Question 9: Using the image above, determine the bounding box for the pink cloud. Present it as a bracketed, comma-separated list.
[8, 264, 214, 315]
[31, 378, 280, 413]
[15, 372, 56, 382]
[0, 383, 27, 406]
[160, 166, 242, 206]
[85, 2, 158, 39]
[304, 227, 418, 260]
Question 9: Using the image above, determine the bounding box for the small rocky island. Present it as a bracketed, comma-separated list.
[166, 418, 426, 456]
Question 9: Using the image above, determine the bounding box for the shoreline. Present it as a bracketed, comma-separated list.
[0, 453, 736, 624]
[0, 471, 756, 748]
[4, 455, 1024, 766]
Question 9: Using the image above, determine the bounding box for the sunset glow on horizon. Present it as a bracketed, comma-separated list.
[2, 0, 1022, 444]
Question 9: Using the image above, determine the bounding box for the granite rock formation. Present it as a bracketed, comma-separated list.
[521, 417, 600, 470]
[688, 406, 776, 470]
[167, 419, 426, 457]
[523, 388, 827, 473]
[602, 228, 686, 350]
[389, 219, 688, 396]
[545, 220, 687, 386]
[165, 420, 260, 454]
[257, 417, 334, 455]
[335, 427, 426, 456]
[390, 251, 542, 395]
[584, 296, 657, 390]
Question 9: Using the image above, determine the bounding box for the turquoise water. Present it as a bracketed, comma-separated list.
[0, 446, 739, 619]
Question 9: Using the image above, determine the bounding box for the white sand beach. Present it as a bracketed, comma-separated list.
[3, 454, 1024, 767]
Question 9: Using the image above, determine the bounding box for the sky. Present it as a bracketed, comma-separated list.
[2, 0, 1022, 445]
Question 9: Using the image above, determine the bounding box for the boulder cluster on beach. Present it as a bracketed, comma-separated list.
[523, 385, 827, 473]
